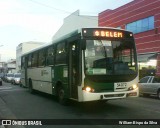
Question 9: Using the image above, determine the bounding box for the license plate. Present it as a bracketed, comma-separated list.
[115, 83, 127, 89]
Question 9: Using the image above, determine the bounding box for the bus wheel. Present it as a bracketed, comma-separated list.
[28, 79, 34, 94]
[58, 86, 67, 105]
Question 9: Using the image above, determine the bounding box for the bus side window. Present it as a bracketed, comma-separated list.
[28, 55, 32, 67]
[31, 52, 38, 67]
[46, 46, 54, 66]
[38, 49, 46, 67]
[55, 42, 67, 65]
[21, 57, 25, 69]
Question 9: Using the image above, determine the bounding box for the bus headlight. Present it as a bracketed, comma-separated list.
[82, 86, 95, 92]
[132, 84, 138, 90]
[128, 84, 138, 91]
[86, 87, 91, 92]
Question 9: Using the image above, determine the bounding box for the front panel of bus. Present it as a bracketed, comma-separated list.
[79, 28, 139, 102]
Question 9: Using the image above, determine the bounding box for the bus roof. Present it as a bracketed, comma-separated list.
[21, 27, 132, 56]
[21, 29, 80, 56]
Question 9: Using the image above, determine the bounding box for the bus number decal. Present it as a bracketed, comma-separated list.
[115, 83, 127, 89]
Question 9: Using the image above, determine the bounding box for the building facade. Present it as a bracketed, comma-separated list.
[98, 0, 160, 77]
[16, 41, 45, 72]
[52, 10, 98, 41]
[0, 59, 16, 75]
[0, 62, 7, 75]
[7, 59, 16, 73]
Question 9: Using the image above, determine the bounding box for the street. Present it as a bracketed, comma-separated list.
[0, 82, 160, 128]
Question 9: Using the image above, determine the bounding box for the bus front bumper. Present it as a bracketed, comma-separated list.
[82, 89, 139, 102]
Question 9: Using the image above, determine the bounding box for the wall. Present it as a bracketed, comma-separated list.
[99, 0, 160, 55]
[98, 0, 160, 77]
[52, 10, 98, 41]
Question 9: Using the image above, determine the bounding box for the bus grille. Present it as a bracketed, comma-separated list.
[104, 94, 125, 98]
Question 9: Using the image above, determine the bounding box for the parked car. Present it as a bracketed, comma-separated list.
[11, 73, 21, 85]
[6, 73, 14, 83]
[0, 78, 2, 85]
[138, 76, 160, 99]
[2, 73, 7, 82]
[0, 73, 4, 78]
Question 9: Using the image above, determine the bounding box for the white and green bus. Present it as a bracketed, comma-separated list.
[21, 27, 139, 104]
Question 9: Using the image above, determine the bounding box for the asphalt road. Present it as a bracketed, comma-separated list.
[0, 82, 160, 128]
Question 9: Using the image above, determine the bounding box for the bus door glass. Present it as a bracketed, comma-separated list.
[69, 41, 79, 99]
[21, 56, 28, 87]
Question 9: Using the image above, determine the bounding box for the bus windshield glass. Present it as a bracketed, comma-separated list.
[85, 40, 137, 75]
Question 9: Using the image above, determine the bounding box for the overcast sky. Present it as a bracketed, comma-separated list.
[0, 0, 133, 61]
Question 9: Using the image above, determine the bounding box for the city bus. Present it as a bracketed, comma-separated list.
[21, 27, 139, 105]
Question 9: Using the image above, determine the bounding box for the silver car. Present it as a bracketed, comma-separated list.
[11, 73, 21, 85]
[6, 73, 14, 83]
[138, 76, 160, 99]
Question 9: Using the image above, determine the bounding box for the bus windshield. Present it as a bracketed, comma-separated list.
[85, 40, 137, 75]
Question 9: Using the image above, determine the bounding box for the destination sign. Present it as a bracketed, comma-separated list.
[94, 30, 123, 38]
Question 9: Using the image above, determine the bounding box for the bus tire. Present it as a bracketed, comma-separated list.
[58, 86, 67, 105]
[28, 79, 34, 94]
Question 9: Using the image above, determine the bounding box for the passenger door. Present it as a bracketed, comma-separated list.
[68, 41, 80, 99]
[21, 56, 28, 87]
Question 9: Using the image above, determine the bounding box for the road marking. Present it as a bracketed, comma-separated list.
[0, 89, 23, 92]
[0, 87, 12, 90]
[0, 86, 23, 92]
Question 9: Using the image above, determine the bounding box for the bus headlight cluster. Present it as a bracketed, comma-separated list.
[128, 84, 138, 91]
[133, 84, 138, 89]
[82, 86, 95, 92]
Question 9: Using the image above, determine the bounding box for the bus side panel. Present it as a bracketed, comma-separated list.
[27, 67, 52, 94]
[53, 65, 69, 98]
